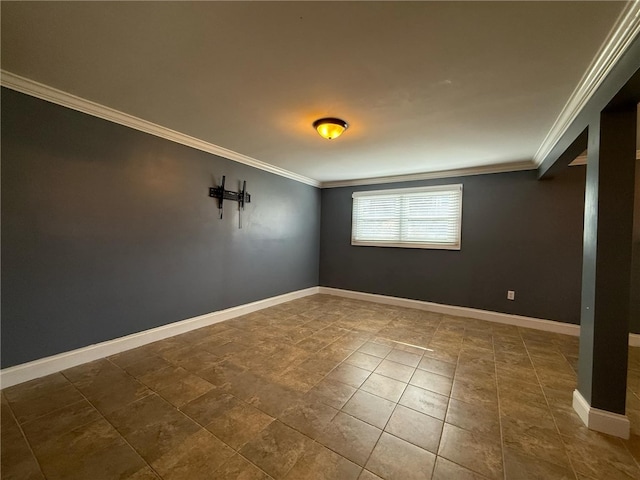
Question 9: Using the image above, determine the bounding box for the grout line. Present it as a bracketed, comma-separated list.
[1, 393, 48, 480]
[520, 330, 581, 480]
[494, 327, 508, 480]
[63, 373, 163, 479]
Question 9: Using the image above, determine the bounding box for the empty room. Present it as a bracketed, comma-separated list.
[2, 2, 640, 479]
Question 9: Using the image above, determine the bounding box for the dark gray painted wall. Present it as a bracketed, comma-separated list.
[1, 88, 320, 368]
[320, 168, 588, 326]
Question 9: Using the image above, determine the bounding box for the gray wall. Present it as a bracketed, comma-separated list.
[320, 168, 588, 326]
[1, 88, 320, 368]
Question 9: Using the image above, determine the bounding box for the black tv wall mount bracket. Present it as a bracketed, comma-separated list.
[209, 176, 251, 227]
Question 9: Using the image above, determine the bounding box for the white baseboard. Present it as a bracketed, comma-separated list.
[3, 286, 638, 389]
[573, 389, 630, 439]
[0, 287, 319, 389]
[319, 287, 640, 346]
[319, 287, 581, 336]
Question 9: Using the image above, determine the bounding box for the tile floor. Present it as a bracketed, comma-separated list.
[2, 294, 640, 480]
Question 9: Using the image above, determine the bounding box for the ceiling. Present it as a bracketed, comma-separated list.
[1, 1, 634, 184]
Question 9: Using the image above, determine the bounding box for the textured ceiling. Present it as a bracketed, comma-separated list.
[0, 1, 630, 183]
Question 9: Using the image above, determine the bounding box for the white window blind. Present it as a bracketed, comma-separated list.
[351, 184, 463, 250]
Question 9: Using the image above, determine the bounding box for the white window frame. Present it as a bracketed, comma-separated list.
[351, 184, 463, 250]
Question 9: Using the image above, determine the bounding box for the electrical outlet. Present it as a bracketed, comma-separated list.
[507, 290, 515, 301]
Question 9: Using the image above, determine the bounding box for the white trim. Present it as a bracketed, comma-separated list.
[351, 183, 462, 198]
[320, 288, 640, 345]
[534, 1, 640, 167]
[573, 389, 630, 439]
[0, 71, 540, 188]
[351, 183, 463, 250]
[321, 161, 536, 189]
[319, 287, 581, 336]
[0, 70, 320, 188]
[3, 286, 638, 389]
[0, 287, 319, 389]
[569, 149, 640, 166]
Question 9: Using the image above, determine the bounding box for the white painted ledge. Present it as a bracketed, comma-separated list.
[0, 287, 319, 389]
[573, 389, 630, 439]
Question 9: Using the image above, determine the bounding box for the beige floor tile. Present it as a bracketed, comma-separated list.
[151, 429, 233, 479]
[248, 381, 304, 418]
[279, 400, 338, 439]
[417, 356, 457, 378]
[438, 423, 503, 480]
[106, 394, 201, 464]
[1, 396, 44, 480]
[386, 349, 422, 367]
[206, 400, 274, 449]
[214, 454, 271, 480]
[366, 432, 436, 480]
[503, 447, 576, 480]
[562, 429, 640, 480]
[166, 348, 221, 373]
[501, 417, 571, 469]
[450, 375, 498, 407]
[63, 359, 151, 415]
[120, 355, 172, 379]
[345, 352, 384, 371]
[374, 359, 415, 382]
[399, 385, 449, 420]
[126, 467, 162, 479]
[34, 418, 146, 480]
[326, 363, 372, 388]
[342, 390, 396, 429]
[358, 469, 384, 480]
[181, 390, 238, 425]
[20, 399, 101, 448]
[4, 373, 84, 424]
[500, 397, 556, 429]
[445, 398, 501, 439]
[432, 456, 489, 479]
[197, 359, 246, 387]
[385, 404, 444, 453]
[360, 373, 407, 403]
[358, 342, 393, 358]
[156, 373, 215, 408]
[7, 295, 640, 480]
[306, 378, 357, 409]
[284, 441, 362, 479]
[275, 367, 324, 393]
[239, 420, 313, 479]
[410, 369, 453, 396]
[318, 411, 382, 466]
[496, 362, 540, 385]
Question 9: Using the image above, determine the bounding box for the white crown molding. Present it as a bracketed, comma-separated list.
[1, 71, 548, 189]
[569, 149, 640, 166]
[0, 70, 321, 188]
[0, 287, 320, 389]
[573, 389, 630, 439]
[320, 160, 536, 189]
[534, 1, 640, 167]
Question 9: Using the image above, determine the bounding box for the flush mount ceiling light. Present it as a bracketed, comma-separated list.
[313, 117, 348, 140]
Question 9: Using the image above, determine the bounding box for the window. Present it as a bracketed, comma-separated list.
[351, 184, 463, 250]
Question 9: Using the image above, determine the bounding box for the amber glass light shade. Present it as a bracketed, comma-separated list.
[313, 118, 348, 140]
